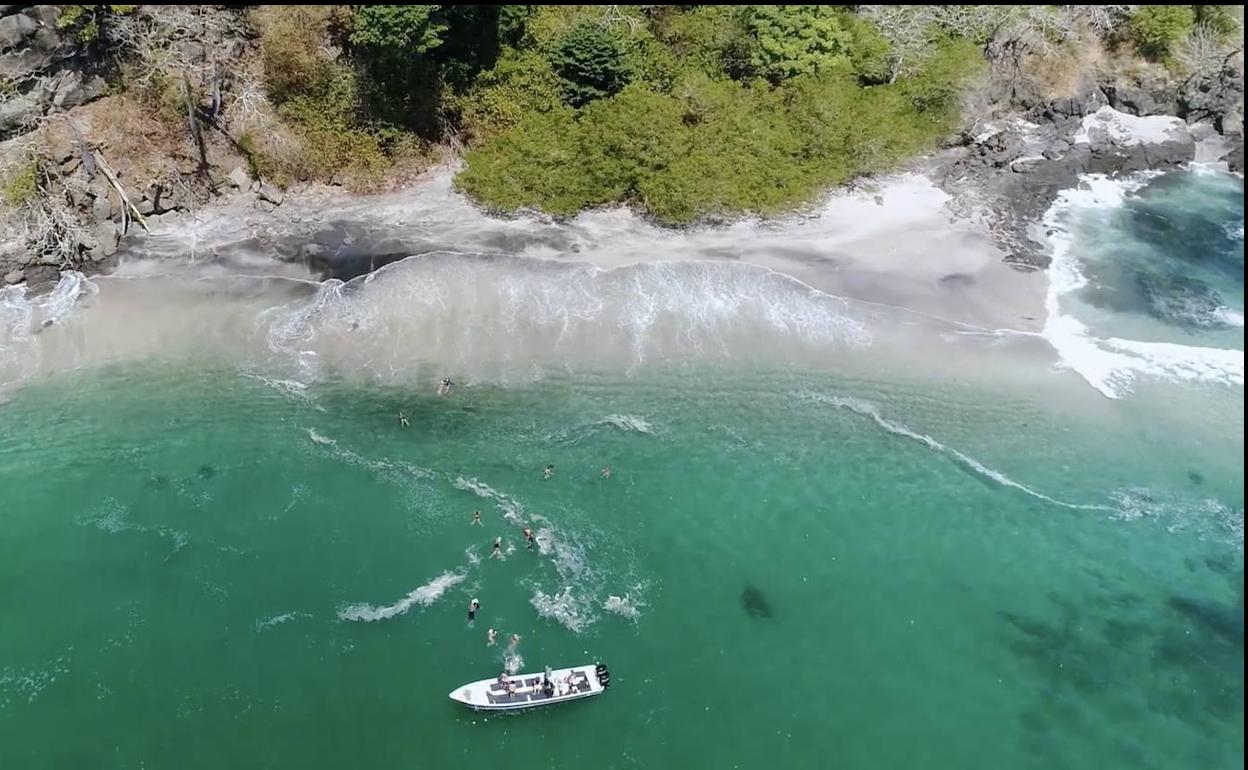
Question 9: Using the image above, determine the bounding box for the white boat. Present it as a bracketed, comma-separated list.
[449, 663, 611, 711]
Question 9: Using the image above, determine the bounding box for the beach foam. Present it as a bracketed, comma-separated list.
[1041, 174, 1244, 398]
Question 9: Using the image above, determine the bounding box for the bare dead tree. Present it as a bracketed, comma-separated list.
[859, 5, 938, 82]
[1064, 5, 1135, 38]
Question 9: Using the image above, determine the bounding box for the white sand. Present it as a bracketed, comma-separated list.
[123, 168, 1046, 334]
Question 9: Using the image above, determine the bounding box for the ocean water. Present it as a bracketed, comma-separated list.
[0, 170, 1243, 769]
[1044, 170, 1244, 398]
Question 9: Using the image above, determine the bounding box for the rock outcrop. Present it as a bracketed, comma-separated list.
[1, 5, 100, 137]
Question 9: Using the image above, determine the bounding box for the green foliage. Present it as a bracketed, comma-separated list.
[740, 5, 895, 85]
[498, 5, 536, 46]
[242, 5, 988, 219]
[743, 5, 855, 83]
[457, 40, 979, 224]
[349, 5, 447, 54]
[456, 50, 563, 144]
[844, 15, 892, 86]
[1130, 5, 1196, 61]
[2, 160, 40, 207]
[899, 37, 982, 113]
[549, 23, 632, 106]
[650, 5, 753, 79]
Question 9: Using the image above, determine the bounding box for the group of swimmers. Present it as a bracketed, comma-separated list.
[395, 378, 455, 427]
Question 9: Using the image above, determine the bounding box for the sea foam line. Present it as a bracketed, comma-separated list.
[807, 394, 1109, 511]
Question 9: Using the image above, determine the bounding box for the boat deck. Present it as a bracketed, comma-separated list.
[484, 670, 592, 706]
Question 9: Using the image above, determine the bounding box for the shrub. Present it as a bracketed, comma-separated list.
[549, 23, 632, 106]
[254, 5, 341, 104]
[456, 51, 563, 144]
[2, 159, 40, 207]
[1130, 5, 1196, 60]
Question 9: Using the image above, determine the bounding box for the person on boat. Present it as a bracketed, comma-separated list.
[543, 464, 554, 479]
[522, 527, 535, 550]
[471, 510, 482, 526]
[487, 628, 497, 646]
[467, 598, 479, 621]
[490, 536, 503, 559]
[398, 410, 409, 427]
[542, 677, 554, 698]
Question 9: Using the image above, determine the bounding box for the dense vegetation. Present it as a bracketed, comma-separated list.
[8, 4, 1244, 225]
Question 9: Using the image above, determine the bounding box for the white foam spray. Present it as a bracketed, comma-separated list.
[338, 570, 465, 622]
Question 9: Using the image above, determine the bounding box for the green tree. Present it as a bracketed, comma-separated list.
[548, 23, 632, 107]
[743, 5, 856, 83]
[349, 5, 447, 54]
[1130, 5, 1196, 60]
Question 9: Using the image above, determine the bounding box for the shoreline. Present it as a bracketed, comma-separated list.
[1, 108, 1242, 403]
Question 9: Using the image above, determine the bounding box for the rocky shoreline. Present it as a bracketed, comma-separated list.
[932, 73, 1243, 271]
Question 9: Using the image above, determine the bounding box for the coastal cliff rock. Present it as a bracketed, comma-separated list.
[1, 5, 94, 136]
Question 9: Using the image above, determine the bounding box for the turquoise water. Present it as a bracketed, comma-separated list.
[0, 361, 1242, 769]
[0, 167, 1243, 769]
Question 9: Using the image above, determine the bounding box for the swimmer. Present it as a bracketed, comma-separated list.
[437, 377, 454, 396]
[543, 464, 554, 479]
[471, 510, 482, 526]
[467, 598, 479, 621]
[398, 410, 409, 427]
[601, 465, 613, 479]
[490, 536, 503, 559]
[487, 628, 497, 646]
[509, 633, 522, 647]
[522, 527, 535, 550]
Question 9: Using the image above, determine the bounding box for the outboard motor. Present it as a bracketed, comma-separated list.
[595, 663, 611, 688]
